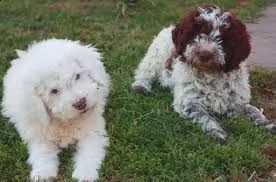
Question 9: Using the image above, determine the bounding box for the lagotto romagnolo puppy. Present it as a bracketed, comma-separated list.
[1, 39, 110, 181]
[131, 5, 276, 143]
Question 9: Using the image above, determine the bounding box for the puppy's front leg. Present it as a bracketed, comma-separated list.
[72, 131, 108, 182]
[174, 102, 228, 144]
[132, 26, 175, 94]
[27, 142, 59, 181]
[242, 104, 276, 133]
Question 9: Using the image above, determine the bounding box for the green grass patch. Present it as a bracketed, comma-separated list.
[0, 0, 275, 181]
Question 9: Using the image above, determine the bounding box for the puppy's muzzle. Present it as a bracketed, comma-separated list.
[197, 50, 213, 62]
[72, 97, 87, 111]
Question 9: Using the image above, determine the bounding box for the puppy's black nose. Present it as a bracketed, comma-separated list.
[198, 50, 213, 62]
[72, 97, 87, 110]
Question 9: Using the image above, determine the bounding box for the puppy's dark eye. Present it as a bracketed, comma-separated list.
[50, 89, 59, 95]
[75, 73, 80, 80]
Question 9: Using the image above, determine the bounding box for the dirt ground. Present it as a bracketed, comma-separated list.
[247, 4, 276, 69]
[246, 4, 276, 181]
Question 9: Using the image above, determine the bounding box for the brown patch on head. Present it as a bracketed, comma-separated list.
[220, 15, 251, 72]
[172, 5, 223, 58]
[172, 8, 213, 60]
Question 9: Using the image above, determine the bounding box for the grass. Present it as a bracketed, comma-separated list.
[0, 0, 275, 181]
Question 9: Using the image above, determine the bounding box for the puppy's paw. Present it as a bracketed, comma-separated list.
[72, 169, 99, 182]
[264, 122, 276, 134]
[132, 85, 149, 95]
[207, 129, 228, 144]
[131, 82, 151, 95]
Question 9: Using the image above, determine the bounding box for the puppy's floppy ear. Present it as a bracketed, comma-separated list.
[172, 10, 201, 59]
[77, 45, 110, 95]
[19, 85, 50, 125]
[20, 86, 51, 125]
[2, 77, 50, 126]
[220, 15, 251, 72]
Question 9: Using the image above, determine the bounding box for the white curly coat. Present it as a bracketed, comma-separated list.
[132, 25, 275, 143]
[2, 39, 110, 181]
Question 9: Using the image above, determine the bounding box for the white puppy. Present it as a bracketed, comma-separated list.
[2, 39, 110, 181]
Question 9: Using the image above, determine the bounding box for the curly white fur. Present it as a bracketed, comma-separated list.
[2, 39, 110, 181]
[132, 26, 276, 143]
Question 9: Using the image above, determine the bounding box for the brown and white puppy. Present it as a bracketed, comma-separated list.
[131, 5, 275, 143]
